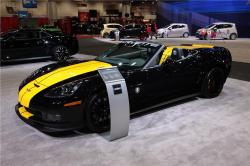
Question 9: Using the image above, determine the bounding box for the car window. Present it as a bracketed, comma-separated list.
[96, 42, 161, 69]
[171, 25, 179, 29]
[215, 24, 224, 29]
[15, 31, 39, 39]
[113, 25, 121, 29]
[107, 25, 112, 28]
[41, 32, 50, 38]
[125, 25, 133, 29]
[134, 25, 141, 28]
[14, 32, 29, 39]
[224, 24, 232, 28]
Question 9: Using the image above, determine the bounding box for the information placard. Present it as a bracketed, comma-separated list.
[98, 67, 130, 141]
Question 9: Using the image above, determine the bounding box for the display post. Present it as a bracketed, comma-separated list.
[98, 67, 130, 141]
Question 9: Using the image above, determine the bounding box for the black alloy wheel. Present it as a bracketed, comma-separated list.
[85, 91, 110, 133]
[53, 45, 69, 61]
[201, 68, 225, 98]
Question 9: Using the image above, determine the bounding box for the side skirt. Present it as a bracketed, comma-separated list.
[131, 92, 201, 116]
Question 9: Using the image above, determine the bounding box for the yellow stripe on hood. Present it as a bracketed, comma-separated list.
[19, 60, 112, 108]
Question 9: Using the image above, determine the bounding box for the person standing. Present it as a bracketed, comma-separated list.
[150, 21, 157, 40]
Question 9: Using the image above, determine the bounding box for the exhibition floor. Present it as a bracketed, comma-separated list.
[1, 38, 250, 166]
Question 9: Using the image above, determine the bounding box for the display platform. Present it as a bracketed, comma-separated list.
[1, 57, 250, 165]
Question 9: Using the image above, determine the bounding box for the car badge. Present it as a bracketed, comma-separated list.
[26, 88, 31, 92]
[135, 87, 140, 94]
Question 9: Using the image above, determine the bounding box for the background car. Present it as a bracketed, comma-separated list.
[41, 25, 62, 33]
[100, 23, 123, 38]
[196, 22, 238, 40]
[16, 42, 231, 133]
[1, 29, 79, 63]
[109, 24, 148, 40]
[157, 23, 189, 38]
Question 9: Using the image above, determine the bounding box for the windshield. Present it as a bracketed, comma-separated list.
[206, 24, 215, 29]
[96, 42, 161, 69]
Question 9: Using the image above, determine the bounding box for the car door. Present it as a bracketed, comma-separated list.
[4, 31, 34, 60]
[168, 25, 178, 37]
[162, 48, 202, 93]
[214, 24, 225, 39]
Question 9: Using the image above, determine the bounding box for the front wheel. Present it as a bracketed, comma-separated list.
[53, 45, 70, 61]
[85, 91, 110, 133]
[201, 68, 225, 98]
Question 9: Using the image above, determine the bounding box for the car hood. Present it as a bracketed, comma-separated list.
[18, 60, 112, 107]
[35, 60, 112, 86]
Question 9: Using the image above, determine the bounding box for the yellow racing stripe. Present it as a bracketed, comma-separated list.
[19, 60, 112, 108]
[18, 107, 34, 119]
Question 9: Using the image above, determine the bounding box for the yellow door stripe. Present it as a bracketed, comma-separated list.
[18, 60, 112, 108]
[19, 107, 34, 119]
[159, 44, 214, 64]
[159, 47, 174, 65]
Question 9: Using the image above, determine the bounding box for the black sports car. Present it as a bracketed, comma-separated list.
[110, 24, 148, 40]
[1, 29, 78, 64]
[16, 42, 232, 133]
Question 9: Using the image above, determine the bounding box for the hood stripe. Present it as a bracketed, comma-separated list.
[19, 60, 112, 108]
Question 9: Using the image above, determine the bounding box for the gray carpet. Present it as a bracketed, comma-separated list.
[1, 59, 250, 166]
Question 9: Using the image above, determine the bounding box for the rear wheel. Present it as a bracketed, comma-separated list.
[201, 68, 225, 98]
[85, 91, 110, 133]
[103, 33, 109, 38]
[53, 45, 69, 61]
[230, 33, 237, 40]
[183, 32, 189, 38]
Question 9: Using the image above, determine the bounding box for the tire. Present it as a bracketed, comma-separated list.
[230, 33, 237, 40]
[85, 91, 110, 133]
[103, 33, 109, 38]
[53, 45, 69, 61]
[183, 32, 189, 38]
[161, 33, 165, 38]
[201, 68, 225, 98]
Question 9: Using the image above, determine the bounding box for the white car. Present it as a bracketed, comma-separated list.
[157, 23, 189, 38]
[196, 22, 238, 40]
[100, 23, 123, 38]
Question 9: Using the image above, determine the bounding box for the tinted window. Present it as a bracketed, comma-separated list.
[15, 32, 29, 39]
[41, 32, 50, 38]
[215, 25, 224, 29]
[224, 24, 232, 28]
[134, 25, 141, 28]
[113, 25, 122, 29]
[125, 25, 133, 29]
[171, 25, 179, 29]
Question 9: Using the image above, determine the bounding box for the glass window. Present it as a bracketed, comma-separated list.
[15, 32, 29, 39]
[96, 43, 161, 69]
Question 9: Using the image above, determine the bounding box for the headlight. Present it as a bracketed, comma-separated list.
[44, 79, 83, 98]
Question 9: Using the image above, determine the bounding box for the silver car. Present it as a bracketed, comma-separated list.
[196, 22, 238, 40]
[157, 23, 189, 38]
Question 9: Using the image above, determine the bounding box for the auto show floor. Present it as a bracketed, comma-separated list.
[1, 54, 250, 166]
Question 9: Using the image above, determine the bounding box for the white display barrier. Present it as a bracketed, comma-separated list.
[98, 67, 130, 141]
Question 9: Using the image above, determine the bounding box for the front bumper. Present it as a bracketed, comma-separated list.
[15, 103, 84, 132]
